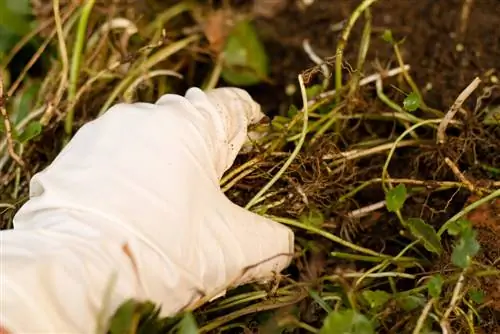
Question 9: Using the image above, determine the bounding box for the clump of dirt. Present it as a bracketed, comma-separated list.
[466, 195, 500, 311]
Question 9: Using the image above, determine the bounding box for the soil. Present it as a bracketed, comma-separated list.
[245, 0, 500, 115]
[230, 0, 500, 242]
[222, 0, 500, 331]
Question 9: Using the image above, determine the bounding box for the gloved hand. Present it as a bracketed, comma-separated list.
[0, 87, 294, 333]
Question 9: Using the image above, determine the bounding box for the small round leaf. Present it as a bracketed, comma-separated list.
[385, 184, 407, 212]
[403, 92, 421, 112]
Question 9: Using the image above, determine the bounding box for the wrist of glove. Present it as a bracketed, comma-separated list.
[0, 87, 294, 333]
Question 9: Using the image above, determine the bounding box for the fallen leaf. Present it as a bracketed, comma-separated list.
[202, 9, 232, 54]
[221, 19, 269, 86]
[253, 0, 289, 19]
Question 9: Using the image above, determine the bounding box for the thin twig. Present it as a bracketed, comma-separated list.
[6, 6, 76, 98]
[7, 33, 55, 98]
[0, 107, 45, 172]
[323, 139, 425, 161]
[441, 270, 466, 329]
[309, 65, 410, 107]
[444, 157, 475, 193]
[0, 77, 25, 169]
[347, 200, 385, 219]
[413, 298, 435, 334]
[459, 0, 475, 37]
[1, 17, 55, 68]
[303, 39, 330, 90]
[437, 77, 481, 144]
[42, 0, 71, 129]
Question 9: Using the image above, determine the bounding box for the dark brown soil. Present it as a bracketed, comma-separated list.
[246, 0, 500, 115]
[223, 0, 500, 255]
[221, 0, 500, 331]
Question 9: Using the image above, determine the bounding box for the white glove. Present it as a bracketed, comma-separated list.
[0, 87, 294, 333]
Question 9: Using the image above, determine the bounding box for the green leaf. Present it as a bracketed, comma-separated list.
[0, 0, 31, 36]
[299, 206, 324, 227]
[320, 309, 375, 334]
[385, 184, 407, 212]
[0, 26, 20, 54]
[17, 121, 42, 143]
[451, 227, 480, 268]
[362, 290, 391, 311]
[13, 81, 41, 124]
[306, 84, 323, 99]
[221, 19, 269, 86]
[271, 115, 288, 130]
[107, 299, 140, 334]
[427, 275, 443, 298]
[468, 289, 485, 304]
[6, 0, 31, 15]
[403, 92, 421, 112]
[407, 218, 442, 254]
[482, 105, 500, 125]
[177, 312, 198, 334]
[309, 289, 333, 313]
[397, 294, 426, 311]
[381, 29, 394, 44]
[287, 104, 299, 118]
[446, 218, 472, 236]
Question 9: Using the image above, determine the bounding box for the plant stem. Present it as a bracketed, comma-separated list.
[381, 119, 442, 192]
[245, 74, 309, 209]
[413, 298, 435, 334]
[270, 216, 405, 259]
[66, 0, 96, 137]
[335, 0, 379, 102]
[348, 8, 371, 97]
[438, 188, 500, 236]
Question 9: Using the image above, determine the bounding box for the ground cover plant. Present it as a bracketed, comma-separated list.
[1, 0, 499, 333]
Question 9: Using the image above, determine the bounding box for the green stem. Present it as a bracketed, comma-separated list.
[202, 54, 223, 90]
[348, 9, 372, 97]
[270, 216, 403, 259]
[98, 34, 200, 115]
[335, 0, 379, 102]
[310, 103, 345, 144]
[331, 251, 416, 263]
[338, 179, 377, 203]
[375, 77, 427, 126]
[245, 75, 309, 209]
[393, 43, 443, 117]
[65, 0, 96, 137]
[438, 188, 500, 236]
[381, 119, 442, 192]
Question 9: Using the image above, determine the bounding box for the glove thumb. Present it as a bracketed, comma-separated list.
[206, 196, 294, 290]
